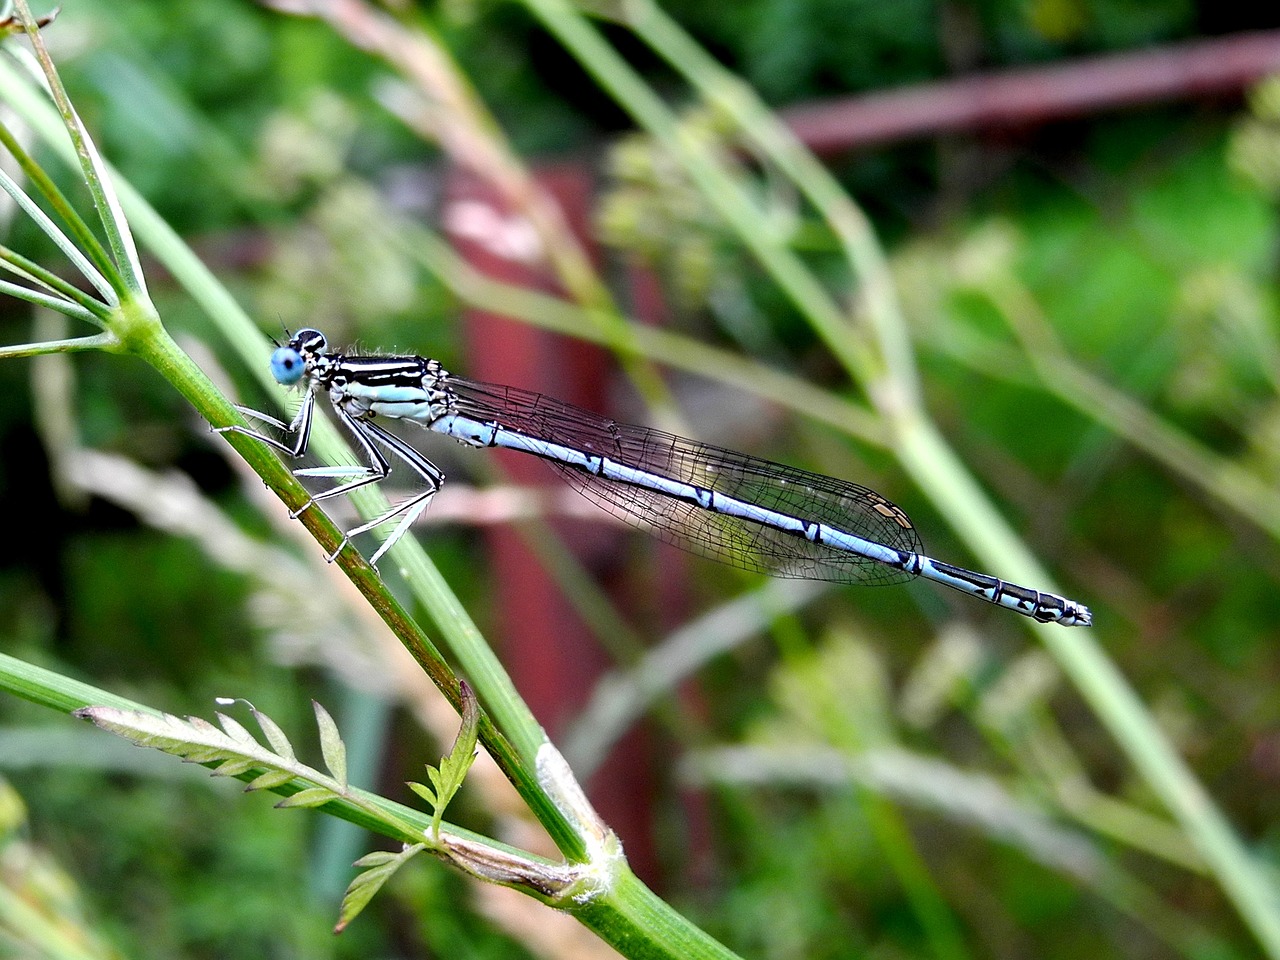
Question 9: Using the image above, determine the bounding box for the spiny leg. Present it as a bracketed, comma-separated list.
[215, 391, 316, 458]
[218, 388, 383, 520]
[216, 390, 348, 519]
[220, 395, 441, 565]
[221, 400, 392, 522]
[288, 404, 394, 517]
[323, 416, 444, 566]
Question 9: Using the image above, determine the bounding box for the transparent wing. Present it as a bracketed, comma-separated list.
[448, 378, 922, 585]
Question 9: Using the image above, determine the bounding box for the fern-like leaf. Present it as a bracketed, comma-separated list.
[334, 844, 425, 934]
[73, 704, 339, 809]
[406, 681, 480, 840]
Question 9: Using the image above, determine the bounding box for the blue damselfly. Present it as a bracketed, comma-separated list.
[220, 329, 1092, 627]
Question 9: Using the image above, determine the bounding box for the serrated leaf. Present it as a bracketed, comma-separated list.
[334, 844, 424, 934]
[449, 680, 480, 770]
[252, 707, 296, 760]
[334, 871, 387, 935]
[274, 787, 336, 809]
[245, 769, 296, 792]
[313, 701, 347, 788]
[418, 683, 482, 839]
[76, 706, 333, 808]
[436, 686, 480, 794]
[80, 710, 244, 763]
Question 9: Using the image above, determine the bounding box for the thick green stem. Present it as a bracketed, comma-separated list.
[576, 869, 744, 960]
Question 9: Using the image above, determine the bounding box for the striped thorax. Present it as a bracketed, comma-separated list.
[271, 328, 455, 424]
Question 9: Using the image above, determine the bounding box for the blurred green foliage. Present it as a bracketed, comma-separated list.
[2, 0, 1279, 958]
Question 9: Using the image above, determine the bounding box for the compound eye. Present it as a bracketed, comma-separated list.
[269, 346, 306, 385]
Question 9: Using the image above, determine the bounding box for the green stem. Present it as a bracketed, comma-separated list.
[609, 0, 919, 402]
[406, 225, 886, 444]
[539, 7, 1280, 952]
[11, 0, 145, 295]
[103, 171, 561, 808]
[0, 115, 119, 295]
[0, 281, 104, 327]
[0, 54, 588, 858]
[575, 868, 745, 960]
[0, 330, 115, 358]
[0, 242, 113, 319]
[0, 651, 535, 867]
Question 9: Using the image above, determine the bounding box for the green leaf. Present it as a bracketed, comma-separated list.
[183, 746, 232, 765]
[213, 758, 260, 778]
[422, 681, 481, 838]
[451, 680, 480, 768]
[406, 780, 437, 807]
[244, 769, 297, 792]
[274, 787, 337, 810]
[352, 850, 403, 869]
[253, 706, 297, 761]
[313, 700, 347, 788]
[334, 843, 425, 934]
[214, 712, 260, 748]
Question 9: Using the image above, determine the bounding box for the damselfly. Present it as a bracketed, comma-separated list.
[219, 329, 1092, 627]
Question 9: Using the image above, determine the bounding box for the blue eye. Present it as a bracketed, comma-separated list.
[270, 347, 306, 385]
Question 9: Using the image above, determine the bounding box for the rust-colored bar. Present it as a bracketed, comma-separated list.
[783, 30, 1280, 154]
